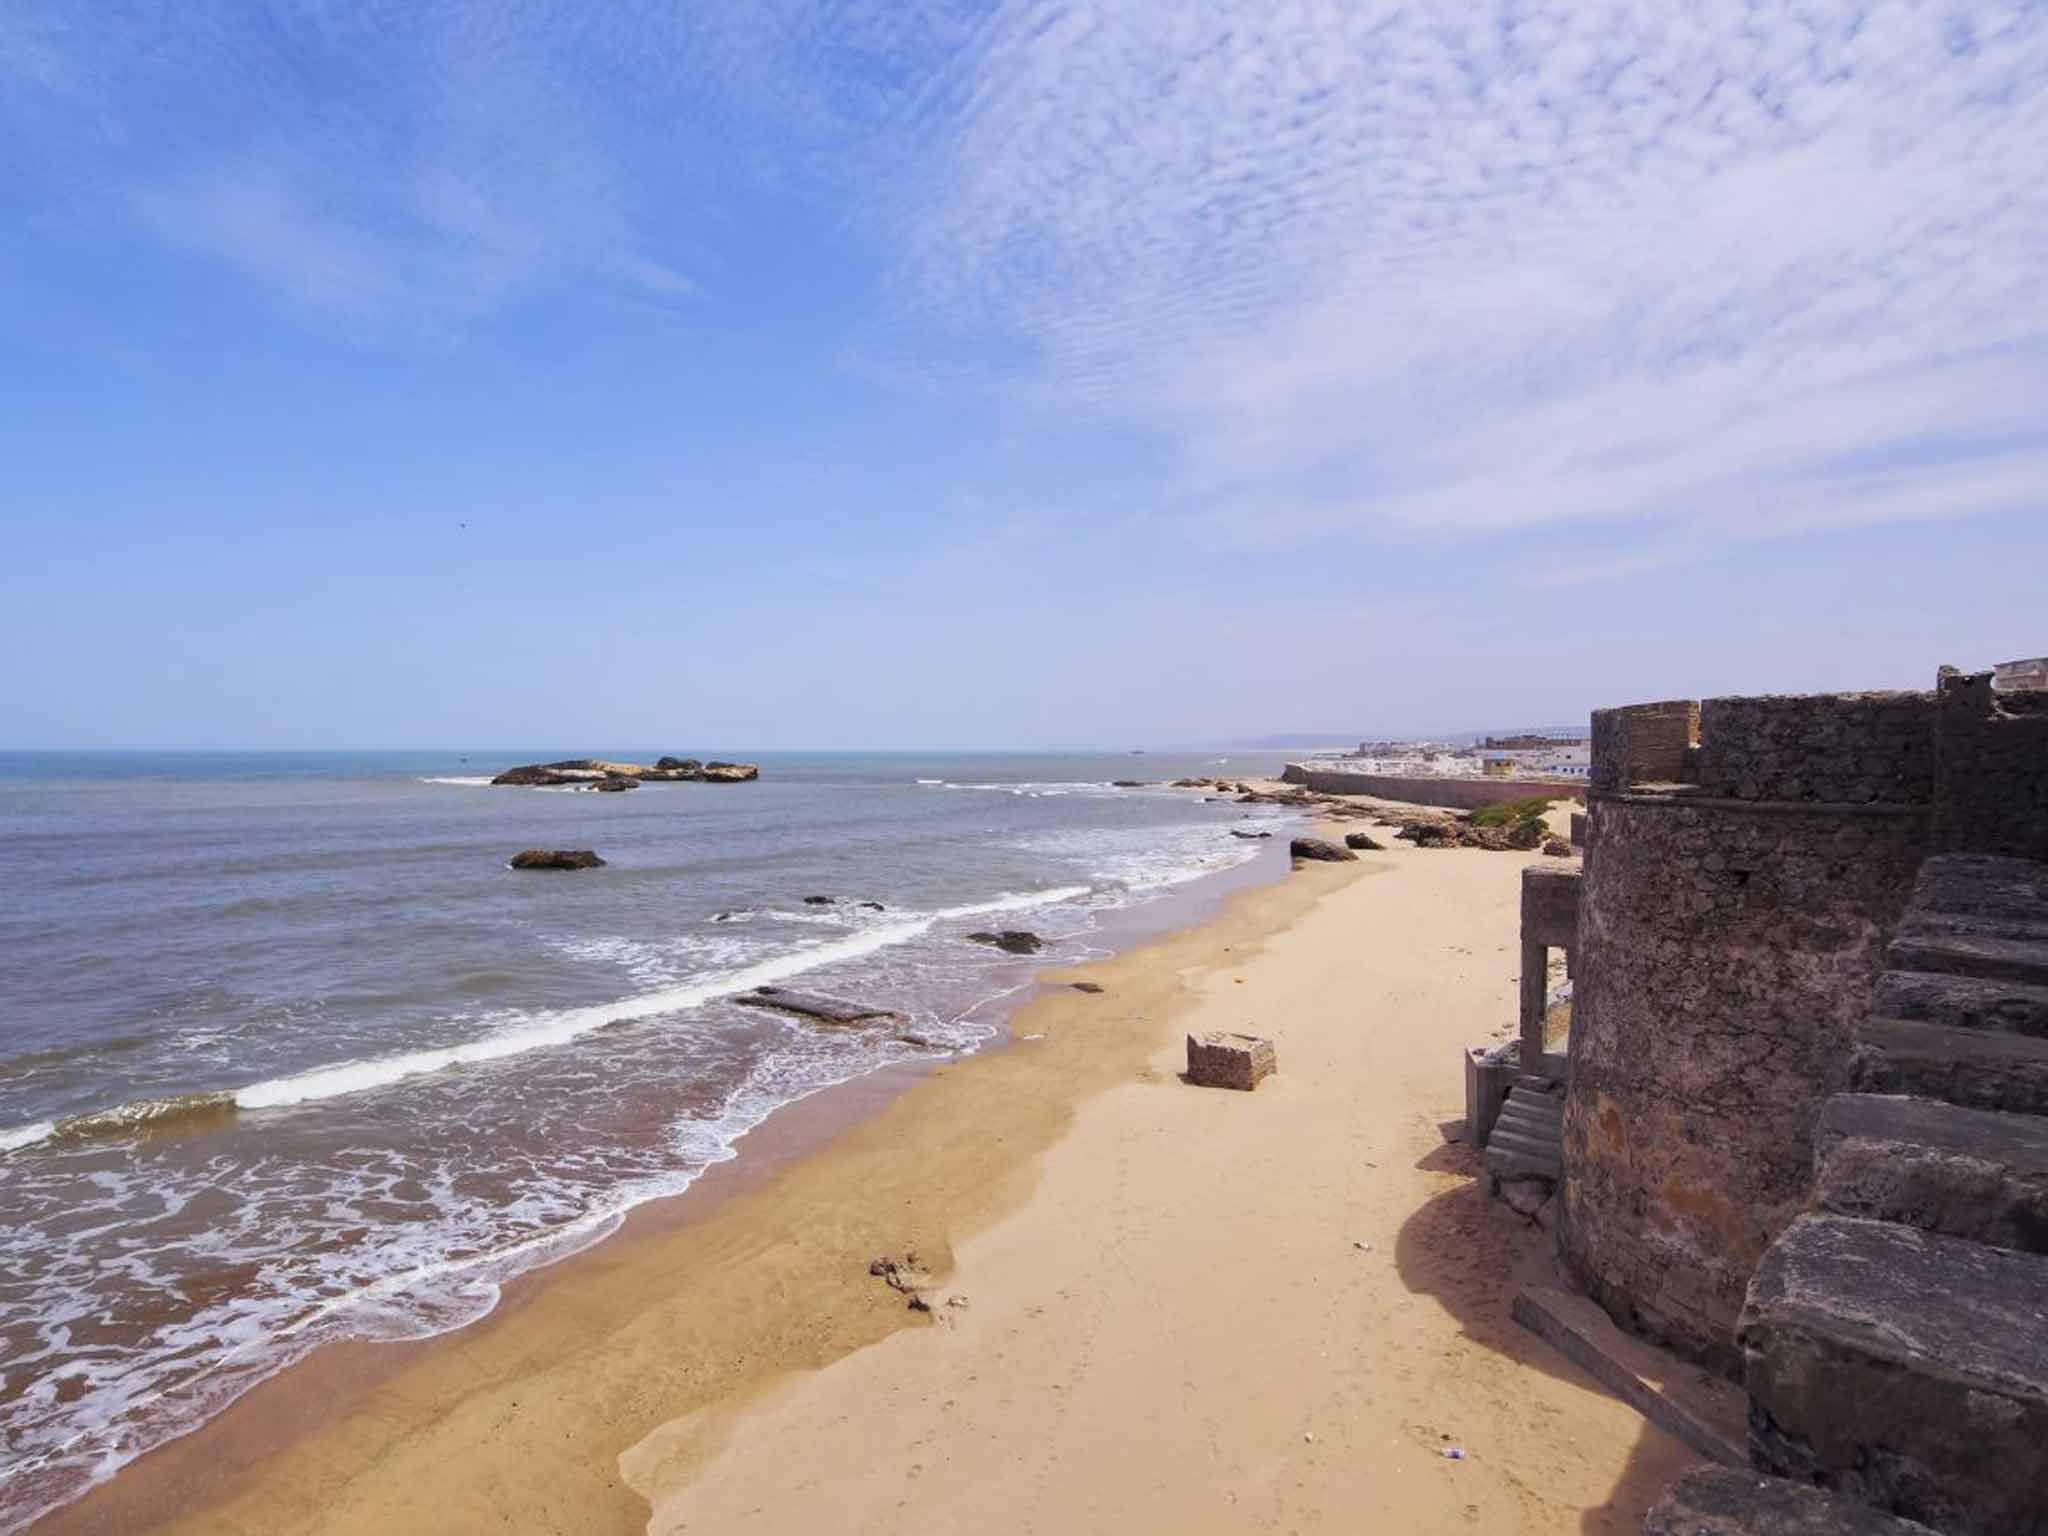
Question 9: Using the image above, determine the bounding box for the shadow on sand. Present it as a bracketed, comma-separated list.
[1395, 1132, 1702, 1534]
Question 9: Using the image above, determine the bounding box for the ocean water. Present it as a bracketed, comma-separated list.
[0, 750, 1298, 1529]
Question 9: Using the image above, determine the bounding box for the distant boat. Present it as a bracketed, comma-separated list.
[1128, 749, 1147, 755]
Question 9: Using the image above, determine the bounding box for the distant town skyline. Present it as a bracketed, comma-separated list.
[3, 2, 2043, 750]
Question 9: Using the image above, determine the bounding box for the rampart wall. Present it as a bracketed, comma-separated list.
[1280, 766, 1578, 811]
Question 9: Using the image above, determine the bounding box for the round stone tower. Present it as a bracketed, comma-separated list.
[1559, 693, 1935, 1374]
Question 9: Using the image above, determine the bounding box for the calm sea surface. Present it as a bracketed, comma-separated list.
[0, 750, 1299, 1529]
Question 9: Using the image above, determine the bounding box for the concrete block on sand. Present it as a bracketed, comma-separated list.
[1186, 1031, 1275, 1091]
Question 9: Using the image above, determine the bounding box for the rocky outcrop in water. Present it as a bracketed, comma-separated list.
[730, 986, 902, 1025]
[491, 757, 759, 786]
[966, 930, 1045, 955]
[592, 777, 639, 792]
[509, 849, 606, 870]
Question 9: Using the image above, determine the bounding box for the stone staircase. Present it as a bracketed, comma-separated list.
[1483, 1075, 1563, 1186]
[1731, 854, 2048, 1536]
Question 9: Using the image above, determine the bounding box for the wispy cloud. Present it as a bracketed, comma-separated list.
[7, 0, 2044, 576]
[860, 0, 2048, 568]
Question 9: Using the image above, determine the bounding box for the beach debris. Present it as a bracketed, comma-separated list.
[1343, 831, 1386, 851]
[945, 1295, 970, 1309]
[1441, 1447, 1467, 1460]
[1288, 837, 1359, 864]
[870, 1253, 938, 1312]
[508, 849, 606, 871]
[1354, 1240, 1373, 1251]
[1303, 1432, 1316, 1444]
[965, 929, 1045, 955]
[1071, 981, 1104, 994]
[1020, 1032, 1046, 1041]
[731, 986, 904, 1026]
[1186, 1030, 1277, 1091]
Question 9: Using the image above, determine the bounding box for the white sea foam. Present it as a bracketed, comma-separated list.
[0, 1120, 55, 1154]
[940, 780, 1130, 798]
[0, 884, 1100, 1145]
[1016, 817, 1293, 896]
[417, 775, 494, 787]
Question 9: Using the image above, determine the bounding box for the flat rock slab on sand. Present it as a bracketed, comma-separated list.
[730, 987, 904, 1026]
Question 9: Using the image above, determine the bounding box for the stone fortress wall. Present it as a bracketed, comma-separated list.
[1280, 765, 1577, 811]
[1558, 668, 2045, 1374]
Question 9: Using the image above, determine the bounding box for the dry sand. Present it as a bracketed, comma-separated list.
[46, 797, 1694, 1536]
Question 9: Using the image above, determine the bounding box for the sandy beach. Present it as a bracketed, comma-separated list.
[44, 797, 1693, 1536]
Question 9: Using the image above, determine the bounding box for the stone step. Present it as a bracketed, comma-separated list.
[1816, 1093, 2048, 1253]
[1873, 968, 2048, 1036]
[1909, 852, 2048, 925]
[1486, 1126, 1560, 1163]
[1740, 1214, 2048, 1536]
[1644, 1466, 1941, 1535]
[1491, 1114, 1560, 1149]
[1887, 929, 2048, 988]
[1852, 1015, 2048, 1117]
[1483, 1145, 1561, 1183]
[1495, 1098, 1562, 1132]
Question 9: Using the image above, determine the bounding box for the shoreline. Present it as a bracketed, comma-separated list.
[29, 818, 1303, 1535]
[43, 795, 1684, 1535]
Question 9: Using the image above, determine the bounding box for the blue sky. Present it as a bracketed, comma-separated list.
[2, 1, 2043, 749]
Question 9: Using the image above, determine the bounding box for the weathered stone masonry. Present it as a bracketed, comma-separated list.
[1560, 693, 1935, 1373]
[1560, 670, 2048, 1377]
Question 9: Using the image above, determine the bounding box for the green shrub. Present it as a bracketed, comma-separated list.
[1469, 796, 1556, 832]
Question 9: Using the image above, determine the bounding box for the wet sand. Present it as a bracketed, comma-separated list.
[45, 798, 1693, 1535]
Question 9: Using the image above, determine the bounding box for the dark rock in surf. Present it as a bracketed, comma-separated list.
[966, 930, 1046, 955]
[1231, 829, 1273, 840]
[509, 849, 606, 871]
[592, 776, 639, 792]
[804, 895, 836, 905]
[1289, 837, 1358, 864]
[1344, 831, 1386, 851]
[700, 761, 760, 783]
[730, 986, 904, 1026]
[857, 901, 886, 911]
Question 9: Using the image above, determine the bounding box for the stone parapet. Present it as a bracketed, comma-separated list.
[1695, 692, 1936, 805]
[1590, 699, 1699, 791]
